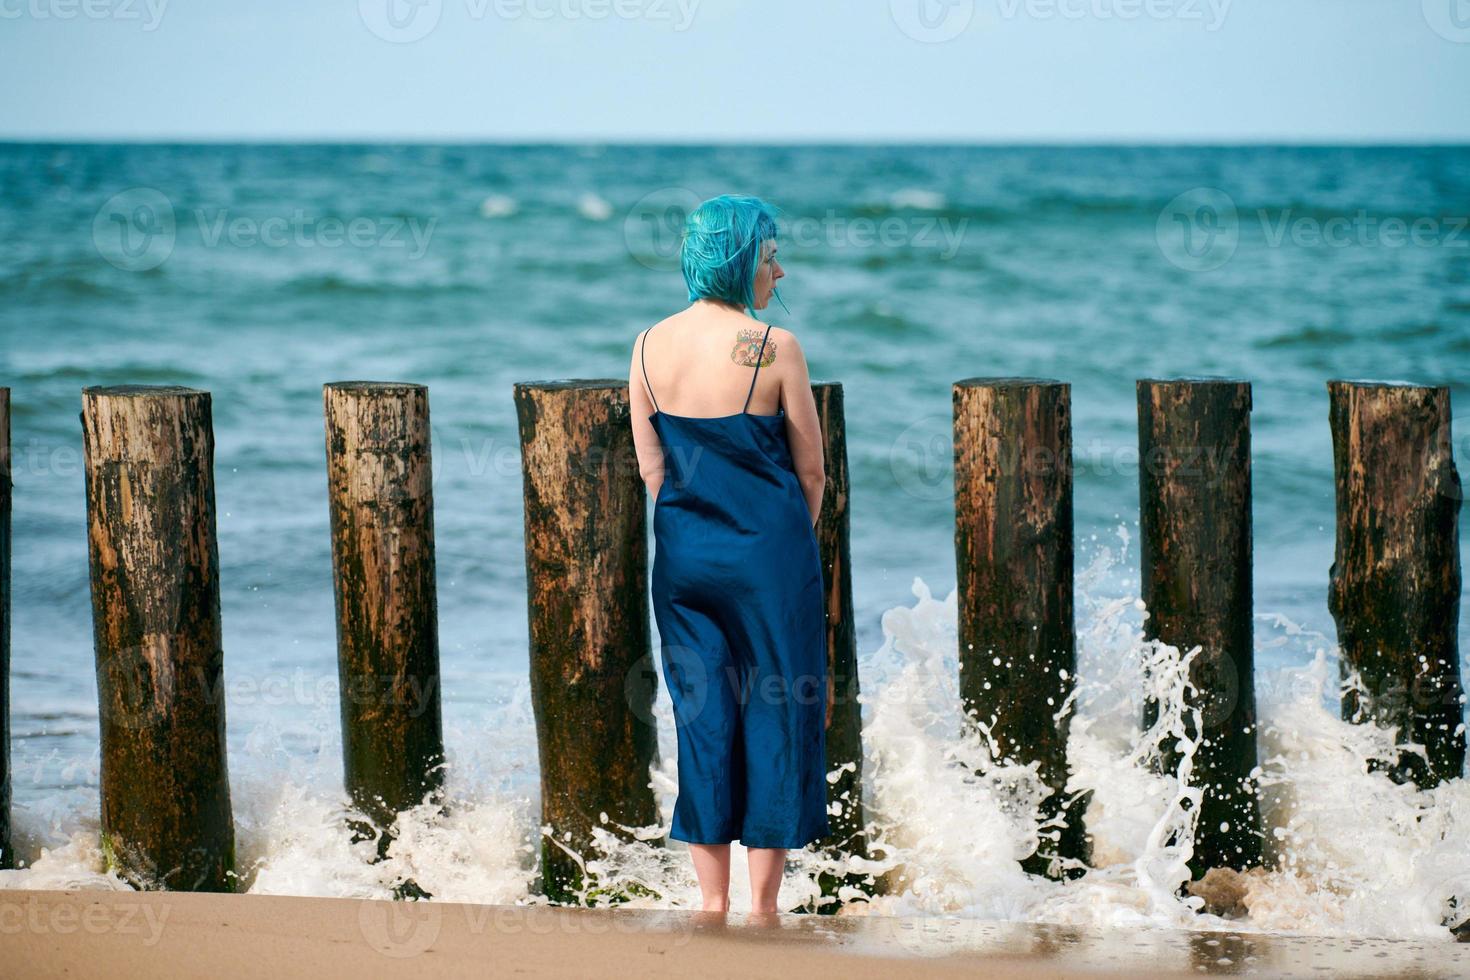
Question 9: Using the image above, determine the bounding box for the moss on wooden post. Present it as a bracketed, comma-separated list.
[80, 385, 236, 892]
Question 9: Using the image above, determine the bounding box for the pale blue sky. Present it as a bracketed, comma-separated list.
[2, 0, 1467, 141]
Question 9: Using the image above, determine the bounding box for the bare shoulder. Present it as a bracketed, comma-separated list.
[730, 324, 801, 369]
[632, 314, 674, 355]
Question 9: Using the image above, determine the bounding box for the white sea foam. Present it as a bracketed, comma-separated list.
[2, 529, 1466, 942]
[576, 192, 613, 221]
[889, 188, 947, 210]
[478, 194, 518, 219]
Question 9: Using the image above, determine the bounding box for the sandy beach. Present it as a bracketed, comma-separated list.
[2, 887, 1467, 979]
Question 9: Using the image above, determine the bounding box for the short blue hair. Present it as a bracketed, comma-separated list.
[680, 194, 788, 317]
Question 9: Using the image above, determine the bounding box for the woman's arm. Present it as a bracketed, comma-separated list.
[628, 331, 665, 500]
[779, 330, 826, 528]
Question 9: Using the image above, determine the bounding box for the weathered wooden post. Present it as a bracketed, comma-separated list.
[810, 381, 869, 902]
[953, 378, 1087, 876]
[323, 382, 446, 857]
[514, 380, 658, 904]
[0, 388, 11, 871]
[80, 385, 235, 891]
[1137, 378, 1262, 875]
[1327, 380, 1465, 787]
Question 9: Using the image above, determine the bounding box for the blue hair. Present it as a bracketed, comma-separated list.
[680, 194, 789, 318]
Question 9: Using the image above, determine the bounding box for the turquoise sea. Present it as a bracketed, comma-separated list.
[2, 144, 1468, 931]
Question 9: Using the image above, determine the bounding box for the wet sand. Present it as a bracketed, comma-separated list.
[2, 888, 1465, 979]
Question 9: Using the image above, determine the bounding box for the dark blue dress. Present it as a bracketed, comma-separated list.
[641, 321, 831, 850]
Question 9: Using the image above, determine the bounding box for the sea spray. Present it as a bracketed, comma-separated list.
[2, 530, 1467, 941]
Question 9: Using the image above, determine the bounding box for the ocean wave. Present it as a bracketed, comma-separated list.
[479, 194, 518, 219]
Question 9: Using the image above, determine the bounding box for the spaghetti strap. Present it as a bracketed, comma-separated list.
[640, 325, 661, 414]
[741, 323, 774, 414]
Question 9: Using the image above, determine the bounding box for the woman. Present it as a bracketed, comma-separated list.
[627, 195, 832, 914]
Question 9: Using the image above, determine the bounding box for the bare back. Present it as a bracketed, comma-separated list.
[638, 305, 784, 417]
[627, 303, 826, 523]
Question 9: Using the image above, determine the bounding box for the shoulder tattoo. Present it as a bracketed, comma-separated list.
[731, 328, 777, 367]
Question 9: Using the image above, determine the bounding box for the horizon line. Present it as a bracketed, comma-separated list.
[4, 135, 1470, 147]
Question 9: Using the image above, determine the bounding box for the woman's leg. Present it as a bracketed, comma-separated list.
[688, 843, 732, 911]
[746, 847, 786, 913]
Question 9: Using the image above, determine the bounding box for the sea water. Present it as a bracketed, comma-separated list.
[1, 144, 1467, 939]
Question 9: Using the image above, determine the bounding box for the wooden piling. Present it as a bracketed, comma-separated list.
[80, 385, 235, 891]
[953, 378, 1088, 876]
[1326, 380, 1465, 787]
[323, 382, 446, 850]
[1137, 378, 1262, 875]
[810, 382, 869, 901]
[514, 380, 658, 904]
[0, 388, 10, 870]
